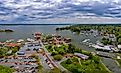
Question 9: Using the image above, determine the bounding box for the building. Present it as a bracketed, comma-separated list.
[5, 43, 19, 47]
[74, 53, 89, 60]
[34, 32, 41, 40]
[92, 45, 112, 52]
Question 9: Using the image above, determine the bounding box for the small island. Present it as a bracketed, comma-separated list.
[0, 29, 14, 32]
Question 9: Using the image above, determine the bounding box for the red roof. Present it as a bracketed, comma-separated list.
[6, 43, 18, 47]
[35, 32, 41, 35]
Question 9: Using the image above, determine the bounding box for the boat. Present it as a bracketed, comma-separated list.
[17, 39, 24, 43]
[82, 39, 90, 43]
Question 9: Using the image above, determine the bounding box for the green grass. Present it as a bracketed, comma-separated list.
[0, 65, 15, 73]
[0, 46, 20, 57]
[61, 56, 110, 73]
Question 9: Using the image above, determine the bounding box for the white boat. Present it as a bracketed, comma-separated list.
[82, 39, 90, 43]
[27, 38, 34, 42]
[17, 39, 24, 43]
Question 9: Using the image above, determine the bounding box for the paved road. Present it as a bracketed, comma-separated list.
[39, 40, 70, 72]
[39, 40, 58, 67]
[96, 51, 121, 73]
[55, 57, 71, 73]
[101, 57, 121, 73]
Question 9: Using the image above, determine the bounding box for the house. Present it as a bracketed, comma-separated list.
[92, 44, 112, 52]
[103, 34, 116, 42]
[74, 53, 89, 60]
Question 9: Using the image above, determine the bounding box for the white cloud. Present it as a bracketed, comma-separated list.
[0, 0, 121, 23]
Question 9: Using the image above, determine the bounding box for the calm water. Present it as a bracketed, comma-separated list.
[0, 25, 121, 73]
[0, 25, 62, 41]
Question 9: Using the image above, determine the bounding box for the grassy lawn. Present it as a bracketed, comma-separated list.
[61, 56, 111, 73]
[0, 65, 15, 73]
[0, 46, 20, 58]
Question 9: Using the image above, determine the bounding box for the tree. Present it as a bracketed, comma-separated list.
[67, 44, 76, 53]
[53, 55, 63, 61]
[0, 65, 15, 73]
[37, 64, 43, 73]
[117, 34, 121, 39]
[66, 59, 72, 64]
[68, 64, 80, 73]
[49, 68, 62, 73]
[101, 38, 112, 45]
[58, 49, 65, 55]
[51, 51, 58, 56]
[118, 38, 121, 44]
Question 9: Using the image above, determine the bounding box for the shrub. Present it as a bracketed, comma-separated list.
[53, 54, 63, 61]
[51, 51, 58, 56]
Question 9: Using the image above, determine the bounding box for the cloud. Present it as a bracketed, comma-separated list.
[0, 0, 121, 23]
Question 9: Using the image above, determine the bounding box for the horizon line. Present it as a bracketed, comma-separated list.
[1, 23, 121, 25]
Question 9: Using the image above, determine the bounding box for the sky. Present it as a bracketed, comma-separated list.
[0, 0, 121, 24]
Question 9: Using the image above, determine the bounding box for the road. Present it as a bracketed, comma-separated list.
[39, 40, 58, 67]
[55, 57, 71, 72]
[97, 52, 121, 73]
[101, 57, 121, 73]
[39, 40, 70, 72]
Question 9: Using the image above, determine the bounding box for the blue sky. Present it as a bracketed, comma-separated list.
[0, 0, 121, 24]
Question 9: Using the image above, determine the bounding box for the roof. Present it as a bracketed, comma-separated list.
[74, 53, 89, 59]
[34, 32, 41, 35]
[92, 45, 112, 51]
[5, 43, 18, 47]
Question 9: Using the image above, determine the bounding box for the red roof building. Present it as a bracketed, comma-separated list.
[34, 32, 41, 40]
[5, 43, 19, 47]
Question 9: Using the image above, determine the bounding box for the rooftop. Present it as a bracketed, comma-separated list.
[5, 43, 19, 47]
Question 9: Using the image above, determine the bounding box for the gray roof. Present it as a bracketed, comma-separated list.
[74, 53, 89, 59]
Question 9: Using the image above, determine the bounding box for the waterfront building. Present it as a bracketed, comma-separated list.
[34, 32, 41, 40]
